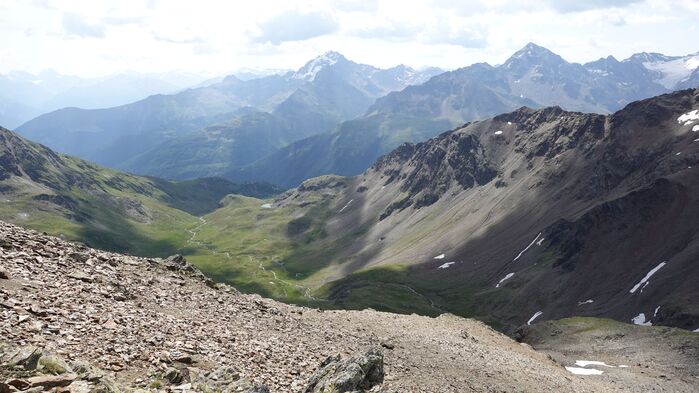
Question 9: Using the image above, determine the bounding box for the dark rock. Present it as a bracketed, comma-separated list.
[246, 386, 270, 393]
[70, 360, 104, 382]
[0, 270, 9, 279]
[304, 348, 384, 393]
[173, 354, 193, 364]
[5, 379, 29, 390]
[163, 366, 190, 385]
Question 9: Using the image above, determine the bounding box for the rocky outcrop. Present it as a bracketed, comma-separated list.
[304, 349, 384, 393]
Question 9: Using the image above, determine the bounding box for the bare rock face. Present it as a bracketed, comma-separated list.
[304, 349, 384, 393]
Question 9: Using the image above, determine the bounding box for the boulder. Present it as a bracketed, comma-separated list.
[304, 349, 384, 393]
[164, 255, 194, 272]
[70, 360, 104, 382]
[38, 355, 73, 375]
[163, 366, 190, 385]
[0, 269, 9, 279]
[4, 345, 42, 370]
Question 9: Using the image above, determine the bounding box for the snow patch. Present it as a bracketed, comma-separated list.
[527, 311, 543, 325]
[495, 272, 514, 288]
[565, 367, 603, 375]
[676, 152, 681, 156]
[644, 55, 699, 89]
[513, 232, 543, 261]
[677, 110, 699, 125]
[536, 237, 545, 246]
[494, 130, 503, 135]
[434, 254, 445, 260]
[575, 360, 615, 368]
[629, 261, 667, 293]
[293, 52, 340, 81]
[438, 262, 456, 269]
[693, 328, 699, 332]
[507, 121, 513, 125]
[578, 299, 594, 306]
[631, 313, 652, 326]
[693, 125, 699, 132]
[338, 199, 353, 213]
[653, 306, 661, 317]
[260, 203, 273, 209]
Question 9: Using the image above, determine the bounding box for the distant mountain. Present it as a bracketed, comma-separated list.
[210, 88, 699, 331]
[0, 70, 210, 128]
[231, 43, 699, 188]
[0, 124, 278, 254]
[18, 52, 442, 176]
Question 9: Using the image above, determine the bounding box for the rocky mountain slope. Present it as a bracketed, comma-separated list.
[231, 44, 699, 188]
[200, 88, 699, 332]
[15, 53, 439, 173]
[2, 221, 697, 392]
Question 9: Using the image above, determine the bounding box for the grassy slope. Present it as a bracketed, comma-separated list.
[0, 156, 200, 257]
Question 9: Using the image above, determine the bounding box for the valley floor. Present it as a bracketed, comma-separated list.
[1, 220, 698, 392]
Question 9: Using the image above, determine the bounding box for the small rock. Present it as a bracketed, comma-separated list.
[163, 366, 190, 385]
[5, 379, 29, 391]
[67, 272, 93, 283]
[26, 374, 77, 389]
[173, 354, 193, 364]
[380, 340, 395, 350]
[246, 386, 270, 393]
[0, 270, 9, 280]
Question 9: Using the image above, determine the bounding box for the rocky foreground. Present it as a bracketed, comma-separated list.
[0, 221, 697, 392]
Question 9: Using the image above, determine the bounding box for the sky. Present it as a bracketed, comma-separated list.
[1, 0, 698, 77]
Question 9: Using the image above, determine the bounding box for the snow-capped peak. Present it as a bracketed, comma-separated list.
[292, 51, 347, 81]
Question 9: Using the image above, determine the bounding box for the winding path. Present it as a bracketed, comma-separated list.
[179, 217, 319, 301]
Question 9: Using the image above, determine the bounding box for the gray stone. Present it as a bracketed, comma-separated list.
[245, 386, 270, 393]
[4, 345, 42, 370]
[304, 348, 384, 393]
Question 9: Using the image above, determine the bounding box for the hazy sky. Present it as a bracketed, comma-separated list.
[1, 0, 698, 77]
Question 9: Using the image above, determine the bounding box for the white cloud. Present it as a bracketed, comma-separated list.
[0, 0, 696, 77]
[62, 12, 105, 38]
[254, 9, 339, 44]
[546, 0, 644, 13]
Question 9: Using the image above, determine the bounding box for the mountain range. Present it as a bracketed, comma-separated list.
[229, 43, 699, 187]
[1, 83, 699, 334]
[16, 44, 699, 190]
[16, 52, 441, 175]
[0, 70, 212, 128]
[187, 88, 699, 333]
